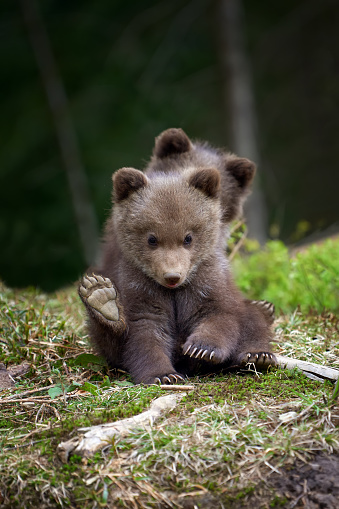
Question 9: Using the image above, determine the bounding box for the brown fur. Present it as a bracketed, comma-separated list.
[149, 128, 256, 223]
[80, 129, 275, 384]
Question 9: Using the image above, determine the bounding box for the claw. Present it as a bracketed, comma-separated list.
[210, 351, 215, 360]
[247, 353, 251, 359]
[184, 345, 191, 355]
[190, 347, 198, 358]
[255, 354, 259, 360]
[177, 374, 185, 381]
[195, 348, 204, 359]
[169, 374, 178, 382]
[163, 376, 171, 384]
[154, 377, 161, 384]
[201, 349, 208, 359]
[96, 275, 105, 283]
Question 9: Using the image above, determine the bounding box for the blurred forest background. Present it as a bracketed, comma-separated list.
[1, 0, 339, 291]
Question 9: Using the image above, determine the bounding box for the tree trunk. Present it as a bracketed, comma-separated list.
[20, 0, 99, 266]
[217, 0, 267, 243]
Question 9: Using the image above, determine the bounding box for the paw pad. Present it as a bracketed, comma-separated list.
[79, 274, 119, 321]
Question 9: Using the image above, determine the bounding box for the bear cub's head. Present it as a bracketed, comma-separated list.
[152, 128, 257, 223]
[113, 166, 221, 289]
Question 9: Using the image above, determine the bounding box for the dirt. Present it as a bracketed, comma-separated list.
[171, 453, 339, 509]
[264, 452, 339, 508]
[0, 361, 30, 389]
[229, 452, 339, 509]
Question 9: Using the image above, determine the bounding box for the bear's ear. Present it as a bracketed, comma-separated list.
[153, 128, 192, 159]
[113, 167, 148, 202]
[188, 168, 221, 198]
[226, 157, 256, 190]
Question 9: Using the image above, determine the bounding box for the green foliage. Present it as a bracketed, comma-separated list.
[233, 238, 339, 313]
[73, 353, 107, 368]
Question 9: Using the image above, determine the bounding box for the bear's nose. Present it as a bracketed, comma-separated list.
[164, 272, 181, 286]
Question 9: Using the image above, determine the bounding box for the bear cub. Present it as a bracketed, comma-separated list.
[79, 128, 276, 384]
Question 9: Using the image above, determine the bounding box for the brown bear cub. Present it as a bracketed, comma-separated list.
[79, 128, 276, 384]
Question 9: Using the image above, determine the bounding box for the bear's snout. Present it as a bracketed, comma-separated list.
[149, 247, 191, 289]
[163, 272, 181, 288]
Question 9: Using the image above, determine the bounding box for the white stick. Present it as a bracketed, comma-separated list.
[276, 354, 339, 382]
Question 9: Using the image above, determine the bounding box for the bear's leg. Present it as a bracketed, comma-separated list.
[79, 274, 126, 368]
[123, 320, 186, 385]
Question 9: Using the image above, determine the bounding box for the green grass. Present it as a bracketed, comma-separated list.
[232, 237, 339, 314]
[1, 238, 339, 508]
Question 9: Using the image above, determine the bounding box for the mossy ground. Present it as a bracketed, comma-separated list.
[0, 266, 339, 508]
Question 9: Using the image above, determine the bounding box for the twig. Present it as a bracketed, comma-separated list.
[3, 438, 50, 452]
[0, 393, 80, 404]
[229, 219, 245, 236]
[159, 384, 194, 390]
[229, 231, 248, 261]
[4, 384, 57, 399]
[27, 340, 81, 350]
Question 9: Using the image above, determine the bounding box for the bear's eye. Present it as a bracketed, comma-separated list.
[184, 234, 192, 246]
[148, 235, 158, 247]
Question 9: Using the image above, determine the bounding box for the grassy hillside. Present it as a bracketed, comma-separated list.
[0, 239, 338, 508]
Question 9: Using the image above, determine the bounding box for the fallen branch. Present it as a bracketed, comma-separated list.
[57, 393, 183, 462]
[275, 354, 339, 382]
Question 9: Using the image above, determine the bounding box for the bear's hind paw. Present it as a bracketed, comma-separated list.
[79, 274, 119, 322]
[238, 351, 277, 370]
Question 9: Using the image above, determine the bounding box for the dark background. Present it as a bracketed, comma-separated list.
[1, 0, 338, 291]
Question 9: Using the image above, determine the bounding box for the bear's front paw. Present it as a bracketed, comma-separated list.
[151, 373, 186, 385]
[79, 274, 119, 321]
[237, 351, 277, 370]
[182, 342, 225, 364]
